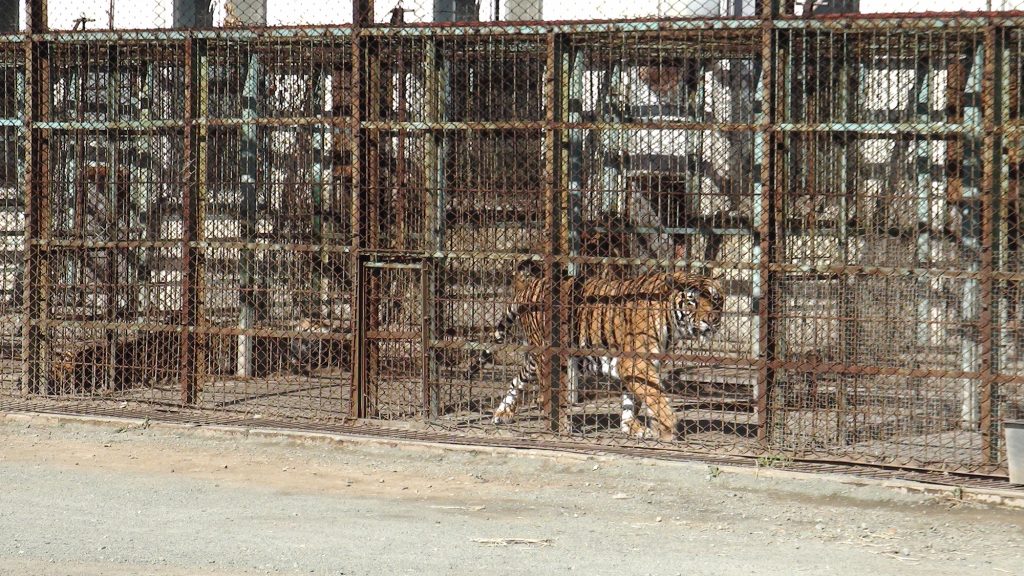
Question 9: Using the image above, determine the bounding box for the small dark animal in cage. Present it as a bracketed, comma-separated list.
[47, 327, 181, 395]
[285, 318, 349, 376]
[468, 268, 724, 441]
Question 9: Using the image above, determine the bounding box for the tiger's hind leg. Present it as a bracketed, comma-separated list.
[619, 391, 657, 438]
[492, 353, 538, 424]
[592, 356, 647, 437]
[619, 357, 678, 441]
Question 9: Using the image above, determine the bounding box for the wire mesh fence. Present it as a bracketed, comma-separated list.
[27, 0, 1024, 30]
[1, 0, 1023, 480]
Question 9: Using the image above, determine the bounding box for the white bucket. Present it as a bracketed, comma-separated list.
[1007, 420, 1024, 485]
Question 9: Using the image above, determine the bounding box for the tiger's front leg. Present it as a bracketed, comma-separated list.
[492, 354, 538, 424]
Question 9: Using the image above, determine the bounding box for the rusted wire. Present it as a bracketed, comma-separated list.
[2, 0, 1023, 480]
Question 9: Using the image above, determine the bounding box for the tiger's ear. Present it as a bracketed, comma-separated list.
[702, 278, 724, 301]
[514, 259, 544, 278]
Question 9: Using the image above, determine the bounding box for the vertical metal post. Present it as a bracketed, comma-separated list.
[349, 19, 366, 419]
[914, 60, 932, 349]
[979, 27, 1001, 463]
[421, 261, 435, 419]
[353, 0, 373, 27]
[598, 61, 625, 214]
[310, 70, 327, 322]
[105, 47, 123, 391]
[237, 53, 261, 377]
[756, 0, 780, 444]
[995, 28, 1013, 464]
[544, 32, 566, 433]
[137, 62, 157, 321]
[562, 46, 582, 406]
[960, 43, 984, 431]
[751, 48, 766, 411]
[423, 40, 441, 254]
[836, 32, 857, 434]
[28, 0, 44, 32]
[22, 0, 48, 395]
[351, 2, 380, 417]
[422, 39, 442, 419]
[180, 37, 207, 405]
[234, 5, 267, 378]
[435, 57, 449, 252]
[567, 50, 585, 233]
[431, 4, 452, 254]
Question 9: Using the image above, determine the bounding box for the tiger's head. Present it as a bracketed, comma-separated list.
[669, 276, 724, 340]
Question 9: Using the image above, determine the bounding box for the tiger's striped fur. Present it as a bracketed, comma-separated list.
[469, 266, 724, 440]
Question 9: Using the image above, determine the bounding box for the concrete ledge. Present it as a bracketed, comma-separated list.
[4, 409, 1022, 509]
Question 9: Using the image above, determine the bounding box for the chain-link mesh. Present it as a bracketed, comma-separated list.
[30, 0, 1024, 30]
[3, 0, 1024, 481]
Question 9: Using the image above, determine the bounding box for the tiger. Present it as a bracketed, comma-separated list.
[468, 262, 724, 441]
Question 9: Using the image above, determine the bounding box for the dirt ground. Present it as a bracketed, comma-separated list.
[0, 413, 1021, 576]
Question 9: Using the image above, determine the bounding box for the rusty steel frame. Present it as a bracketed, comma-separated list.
[5, 0, 1024, 480]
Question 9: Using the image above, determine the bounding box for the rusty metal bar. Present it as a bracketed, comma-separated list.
[103, 47, 121, 392]
[995, 31, 1013, 423]
[543, 31, 564, 433]
[423, 40, 442, 252]
[348, 27, 364, 419]
[351, 24, 383, 419]
[28, 0, 45, 33]
[179, 36, 206, 405]
[352, 259, 369, 418]
[756, 1, 780, 444]
[22, 0, 48, 395]
[979, 26, 1001, 463]
[309, 69, 327, 324]
[421, 260, 436, 419]
[353, 0, 373, 28]
[422, 38, 443, 421]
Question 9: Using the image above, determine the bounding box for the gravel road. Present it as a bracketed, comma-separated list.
[0, 413, 1021, 576]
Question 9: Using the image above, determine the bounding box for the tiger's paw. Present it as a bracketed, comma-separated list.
[655, 423, 678, 442]
[492, 406, 516, 425]
[622, 417, 655, 439]
[657, 429, 678, 442]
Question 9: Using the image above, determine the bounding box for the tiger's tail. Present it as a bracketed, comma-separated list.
[464, 302, 520, 381]
[464, 259, 544, 381]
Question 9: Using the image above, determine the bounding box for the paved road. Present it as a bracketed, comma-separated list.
[0, 414, 1021, 575]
